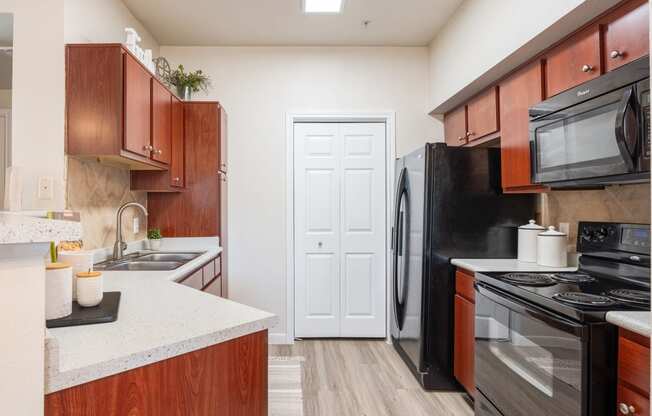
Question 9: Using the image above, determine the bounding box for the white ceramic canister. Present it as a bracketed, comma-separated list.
[518, 220, 545, 263]
[537, 226, 568, 267]
[45, 262, 73, 319]
[76, 271, 103, 307]
[58, 251, 94, 300]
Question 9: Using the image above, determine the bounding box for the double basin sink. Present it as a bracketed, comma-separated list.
[94, 251, 204, 271]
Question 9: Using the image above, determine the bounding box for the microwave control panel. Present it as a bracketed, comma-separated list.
[641, 89, 650, 159]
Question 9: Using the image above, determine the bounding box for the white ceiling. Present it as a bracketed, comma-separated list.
[123, 0, 463, 46]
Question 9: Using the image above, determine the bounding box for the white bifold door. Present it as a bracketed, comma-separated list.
[294, 122, 386, 338]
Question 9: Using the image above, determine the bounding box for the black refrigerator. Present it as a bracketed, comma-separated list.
[390, 143, 535, 390]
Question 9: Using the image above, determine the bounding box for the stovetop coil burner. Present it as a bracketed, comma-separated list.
[553, 273, 596, 283]
[501, 273, 556, 287]
[552, 292, 617, 307]
[608, 289, 651, 306]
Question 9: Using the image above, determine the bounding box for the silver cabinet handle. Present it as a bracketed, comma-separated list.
[143, 145, 153, 152]
[173, 177, 180, 182]
[619, 403, 636, 415]
[155, 149, 163, 155]
[466, 131, 474, 137]
[581, 64, 593, 73]
[610, 50, 623, 59]
[457, 136, 465, 142]
[318, 242, 323, 248]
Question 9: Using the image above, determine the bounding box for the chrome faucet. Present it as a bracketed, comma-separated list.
[113, 202, 148, 260]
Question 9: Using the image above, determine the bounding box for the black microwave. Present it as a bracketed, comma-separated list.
[529, 57, 650, 187]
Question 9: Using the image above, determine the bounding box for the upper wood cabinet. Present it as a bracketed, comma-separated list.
[545, 25, 601, 97]
[444, 105, 467, 146]
[170, 95, 185, 188]
[603, 0, 649, 72]
[151, 80, 172, 165]
[466, 86, 499, 142]
[499, 61, 547, 193]
[66, 44, 174, 171]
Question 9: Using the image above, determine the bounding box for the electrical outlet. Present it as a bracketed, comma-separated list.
[38, 176, 54, 200]
[133, 217, 140, 234]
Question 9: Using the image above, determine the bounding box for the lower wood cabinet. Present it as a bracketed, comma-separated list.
[45, 330, 268, 416]
[178, 254, 224, 297]
[617, 328, 650, 415]
[453, 268, 475, 397]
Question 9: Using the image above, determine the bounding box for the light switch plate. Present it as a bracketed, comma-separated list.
[133, 217, 140, 234]
[37, 176, 54, 200]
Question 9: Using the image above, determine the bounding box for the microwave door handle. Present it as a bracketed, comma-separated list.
[614, 86, 637, 171]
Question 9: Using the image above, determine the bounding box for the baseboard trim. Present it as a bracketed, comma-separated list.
[269, 332, 293, 345]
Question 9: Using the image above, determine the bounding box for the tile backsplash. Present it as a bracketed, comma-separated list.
[66, 157, 147, 250]
[540, 183, 650, 250]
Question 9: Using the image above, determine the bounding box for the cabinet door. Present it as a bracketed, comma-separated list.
[151, 80, 172, 164]
[603, 0, 649, 73]
[500, 61, 545, 192]
[617, 384, 650, 416]
[123, 53, 152, 157]
[444, 106, 467, 146]
[170, 95, 185, 187]
[466, 87, 499, 142]
[545, 25, 601, 97]
[203, 276, 222, 297]
[454, 294, 475, 397]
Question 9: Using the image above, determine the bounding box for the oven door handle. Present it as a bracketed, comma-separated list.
[614, 85, 638, 171]
[475, 282, 588, 340]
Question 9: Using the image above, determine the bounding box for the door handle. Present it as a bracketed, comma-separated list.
[614, 86, 638, 171]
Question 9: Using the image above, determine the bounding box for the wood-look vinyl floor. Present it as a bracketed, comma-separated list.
[269, 339, 474, 416]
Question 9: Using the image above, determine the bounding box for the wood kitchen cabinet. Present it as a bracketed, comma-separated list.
[453, 267, 475, 397]
[499, 61, 547, 193]
[603, 0, 649, 73]
[170, 95, 185, 187]
[151, 80, 172, 165]
[545, 25, 601, 97]
[444, 106, 467, 146]
[466, 86, 499, 143]
[617, 328, 650, 416]
[45, 330, 267, 416]
[66, 44, 174, 170]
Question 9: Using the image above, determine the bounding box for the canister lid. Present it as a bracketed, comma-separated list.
[46, 262, 71, 270]
[519, 219, 545, 230]
[76, 271, 102, 278]
[538, 225, 567, 236]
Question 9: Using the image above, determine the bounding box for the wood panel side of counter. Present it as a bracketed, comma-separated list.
[45, 330, 268, 416]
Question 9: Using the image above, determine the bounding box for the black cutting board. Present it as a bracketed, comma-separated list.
[46, 292, 121, 328]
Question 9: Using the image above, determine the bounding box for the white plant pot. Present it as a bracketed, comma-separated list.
[149, 239, 162, 251]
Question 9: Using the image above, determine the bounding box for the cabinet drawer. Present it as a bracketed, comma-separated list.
[619, 331, 650, 395]
[203, 276, 222, 297]
[466, 87, 499, 141]
[180, 269, 203, 290]
[545, 25, 601, 97]
[455, 269, 475, 302]
[202, 259, 216, 286]
[617, 383, 650, 416]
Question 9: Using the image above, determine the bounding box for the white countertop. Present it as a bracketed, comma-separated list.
[451, 258, 578, 273]
[0, 212, 82, 244]
[44, 237, 277, 394]
[606, 311, 650, 337]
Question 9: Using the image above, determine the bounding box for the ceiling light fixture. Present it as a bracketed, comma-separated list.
[303, 0, 344, 14]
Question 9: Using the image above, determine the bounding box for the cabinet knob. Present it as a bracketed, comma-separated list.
[581, 64, 593, 73]
[619, 403, 636, 415]
[173, 177, 180, 182]
[142, 145, 153, 152]
[466, 131, 474, 137]
[457, 136, 465, 142]
[610, 50, 623, 59]
[155, 149, 163, 155]
[318, 241, 323, 248]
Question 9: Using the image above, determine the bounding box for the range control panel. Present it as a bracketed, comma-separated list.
[578, 221, 650, 258]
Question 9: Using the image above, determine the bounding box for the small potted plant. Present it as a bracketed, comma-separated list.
[147, 228, 162, 251]
[164, 64, 211, 100]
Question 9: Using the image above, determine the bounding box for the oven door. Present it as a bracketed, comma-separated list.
[530, 83, 640, 185]
[474, 283, 588, 416]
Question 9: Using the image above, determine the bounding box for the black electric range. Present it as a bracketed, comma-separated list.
[474, 222, 650, 416]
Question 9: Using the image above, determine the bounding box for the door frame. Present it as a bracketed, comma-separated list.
[285, 112, 396, 345]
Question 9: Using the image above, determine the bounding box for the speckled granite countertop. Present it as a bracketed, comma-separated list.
[606, 311, 650, 337]
[451, 258, 577, 273]
[0, 212, 82, 244]
[44, 237, 277, 394]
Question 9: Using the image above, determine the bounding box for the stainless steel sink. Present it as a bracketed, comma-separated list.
[94, 251, 204, 271]
[106, 261, 183, 271]
[136, 253, 201, 262]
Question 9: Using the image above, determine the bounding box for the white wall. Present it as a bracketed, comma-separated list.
[64, 0, 159, 54]
[1, 0, 65, 211]
[0, 89, 10, 108]
[161, 46, 439, 342]
[428, 0, 620, 113]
